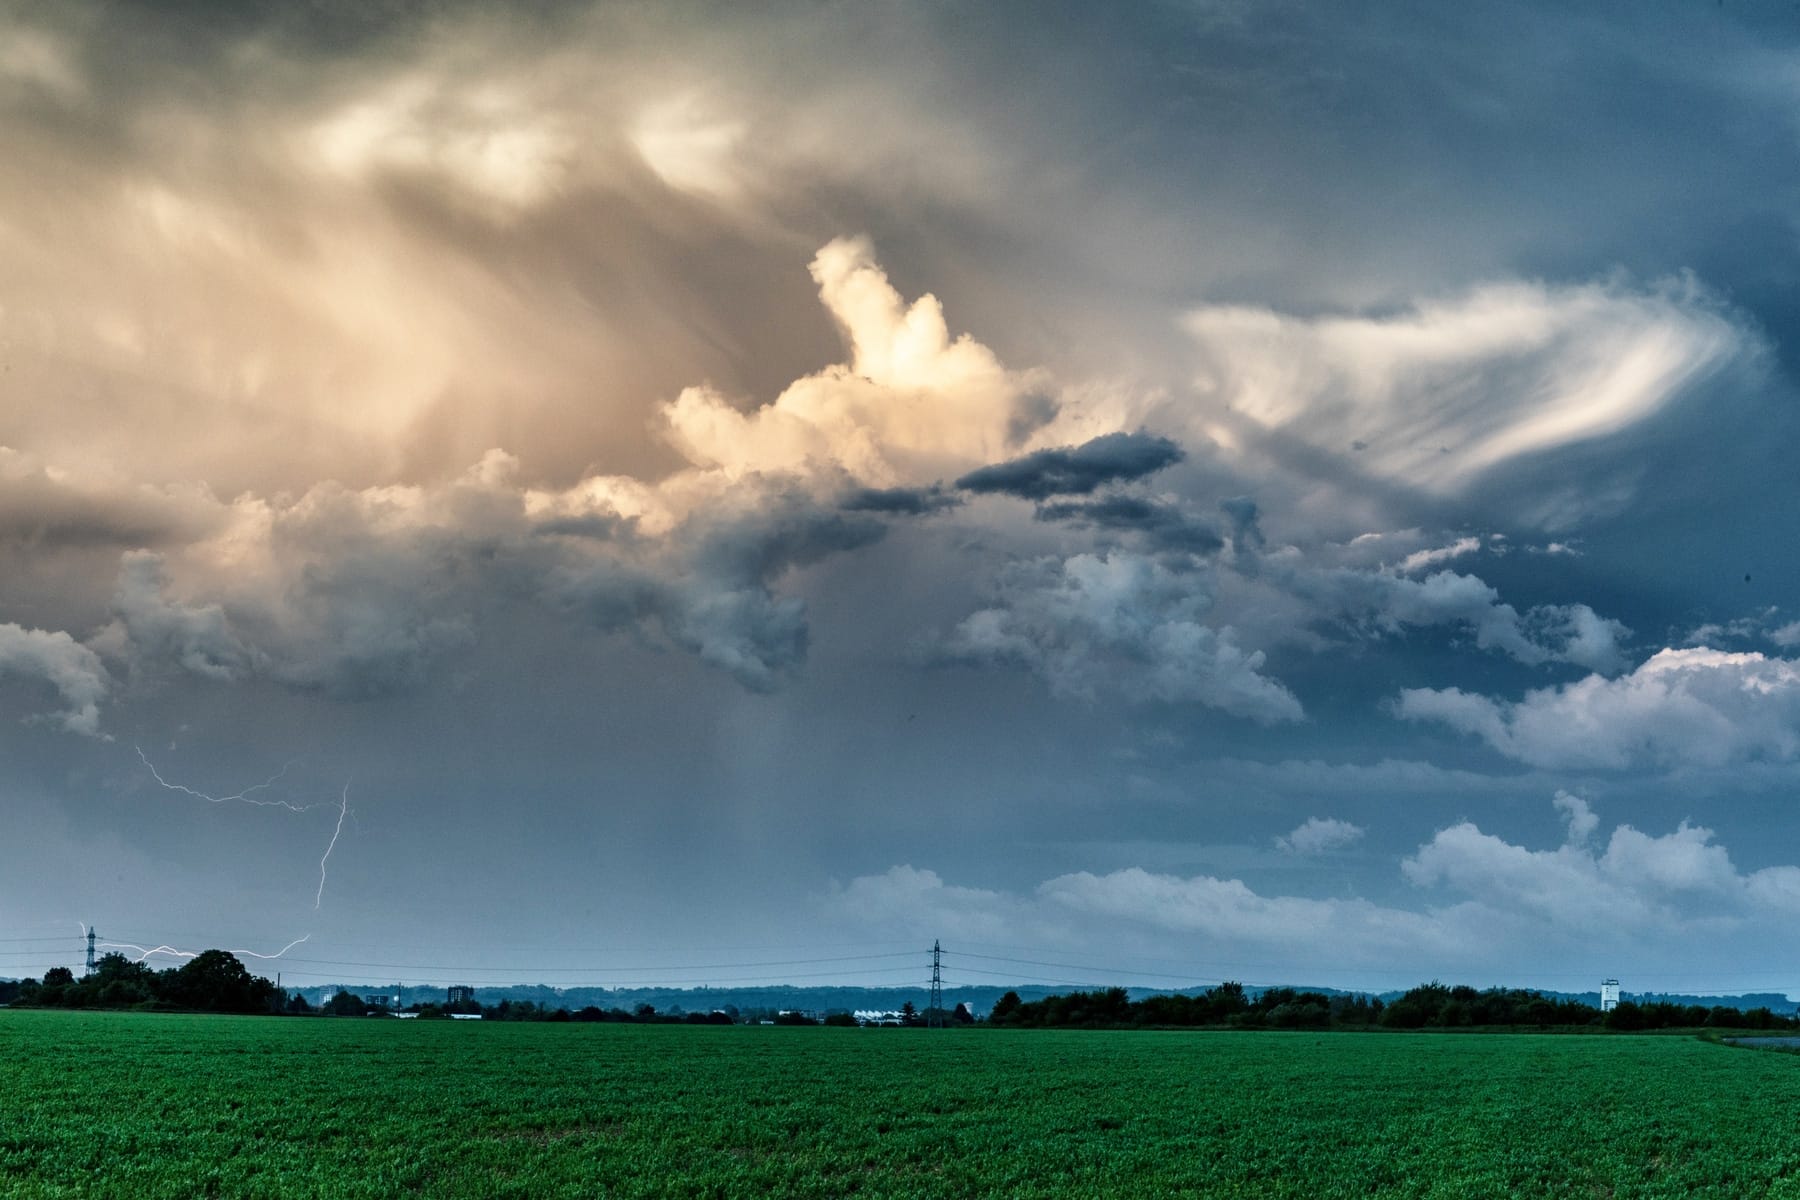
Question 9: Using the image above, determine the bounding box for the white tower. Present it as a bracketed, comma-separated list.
[1600, 978, 1621, 1012]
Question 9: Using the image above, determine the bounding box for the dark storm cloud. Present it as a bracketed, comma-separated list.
[90, 471, 895, 702]
[530, 514, 633, 540]
[1218, 498, 1265, 554]
[686, 500, 886, 587]
[954, 432, 1184, 501]
[839, 485, 962, 517]
[0, 461, 217, 552]
[556, 493, 889, 693]
[1034, 495, 1223, 555]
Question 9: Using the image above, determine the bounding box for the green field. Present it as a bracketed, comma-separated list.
[3, 1011, 1799, 1197]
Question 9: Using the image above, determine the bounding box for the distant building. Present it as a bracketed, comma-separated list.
[447, 985, 475, 1006]
[1600, 979, 1621, 1012]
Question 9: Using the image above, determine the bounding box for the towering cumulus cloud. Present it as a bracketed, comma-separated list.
[662, 237, 1040, 484]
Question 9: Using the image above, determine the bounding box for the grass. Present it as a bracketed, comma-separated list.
[4, 1010, 1800, 1197]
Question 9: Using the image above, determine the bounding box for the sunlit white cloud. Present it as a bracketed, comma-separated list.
[1396, 647, 1800, 769]
[1397, 536, 1482, 575]
[1276, 817, 1365, 856]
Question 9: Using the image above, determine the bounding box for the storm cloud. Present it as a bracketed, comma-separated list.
[1034, 496, 1225, 556]
[955, 432, 1185, 501]
[939, 551, 1303, 723]
[0, 622, 109, 736]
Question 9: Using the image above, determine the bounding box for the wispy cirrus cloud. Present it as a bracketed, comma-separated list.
[1184, 279, 1743, 500]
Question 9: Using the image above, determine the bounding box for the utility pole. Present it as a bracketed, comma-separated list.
[85, 927, 96, 976]
[928, 939, 944, 1028]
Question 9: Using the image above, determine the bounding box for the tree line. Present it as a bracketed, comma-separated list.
[988, 981, 1800, 1031]
[4, 952, 279, 1014]
[1, 956, 979, 1024]
[10, 956, 1798, 1032]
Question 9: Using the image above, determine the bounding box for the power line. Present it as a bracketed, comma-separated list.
[0, 964, 78, 974]
[942, 938, 1800, 990]
[946, 951, 1227, 986]
[246, 950, 921, 974]
[945, 964, 1208, 990]
[0, 951, 83, 961]
[100, 930, 927, 956]
[269, 964, 929, 987]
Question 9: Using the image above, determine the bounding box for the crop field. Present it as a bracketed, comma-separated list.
[4, 1012, 1800, 1198]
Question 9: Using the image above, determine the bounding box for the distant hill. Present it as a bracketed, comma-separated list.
[14, 973, 1792, 1017]
[318, 982, 1800, 1018]
[306, 982, 1067, 1015]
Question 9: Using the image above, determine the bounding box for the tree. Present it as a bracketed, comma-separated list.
[168, 950, 277, 1013]
[1207, 981, 1248, 1021]
[327, 990, 367, 1017]
[90, 954, 157, 1009]
[900, 1001, 920, 1027]
[36, 966, 75, 1007]
[991, 991, 1022, 1023]
[1604, 1000, 1644, 1031]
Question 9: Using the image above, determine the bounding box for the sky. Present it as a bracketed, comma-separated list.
[4, 0, 1800, 998]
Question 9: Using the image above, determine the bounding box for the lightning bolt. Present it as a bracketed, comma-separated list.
[97, 934, 311, 963]
[316, 783, 349, 911]
[135, 746, 356, 909]
[135, 746, 316, 811]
